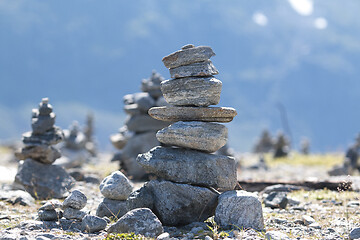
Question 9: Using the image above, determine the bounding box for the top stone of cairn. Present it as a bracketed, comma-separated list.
[162, 44, 215, 69]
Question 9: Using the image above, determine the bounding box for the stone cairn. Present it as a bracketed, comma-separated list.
[110, 71, 169, 180]
[127, 44, 265, 230]
[83, 112, 97, 156]
[38, 190, 108, 233]
[55, 121, 92, 169]
[14, 98, 74, 200]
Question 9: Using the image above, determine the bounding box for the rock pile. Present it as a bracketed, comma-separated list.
[62, 190, 87, 220]
[55, 121, 92, 169]
[96, 171, 133, 219]
[14, 98, 75, 199]
[110, 71, 169, 179]
[127, 44, 264, 229]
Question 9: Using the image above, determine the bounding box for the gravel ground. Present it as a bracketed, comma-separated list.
[0, 151, 359, 239]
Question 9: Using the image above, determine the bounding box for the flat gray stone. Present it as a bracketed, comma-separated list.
[62, 190, 87, 210]
[63, 207, 86, 220]
[156, 121, 227, 152]
[147, 180, 219, 226]
[107, 208, 163, 238]
[162, 45, 215, 69]
[99, 171, 133, 200]
[215, 190, 265, 231]
[137, 146, 236, 190]
[169, 60, 218, 79]
[81, 215, 107, 233]
[14, 159, 75, 200]
[39, 201, 61, 210]
[96, 198, 128, 219]
[161, 77, 222, 107]
[149, 106, 237, 123]
[15, 145, 61, 164]
[125, 114, 169, 133]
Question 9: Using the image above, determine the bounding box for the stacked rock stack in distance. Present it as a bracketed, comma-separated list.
[110, 71, 170, 180]
[14, 98, 74, 200]
[132, 45, 238, 226]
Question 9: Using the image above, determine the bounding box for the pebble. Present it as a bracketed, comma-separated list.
[99, 171, 133, 200]
[169, 60, 218, 78]
[350, 228, 360, 239]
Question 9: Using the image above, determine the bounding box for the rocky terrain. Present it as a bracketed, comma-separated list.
[0, 147, 359, 240]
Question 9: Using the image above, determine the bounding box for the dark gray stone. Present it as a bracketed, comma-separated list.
[146, 180, 219, 226]
[38, 209, 60, 221]
[350, 227, 360, 239]
[107, 208, 163, 238]
[261, 184, 308, 195]
[127, 183, 155, 211]
[22, 127, 64, 145]
[63, 207, 86, 220]
[160, 77, 222, 107]
[156, 121, 228, 153]
[99, 171, 133, 200]
[169, 60, 218, 78]
[15, 145, 61, 164]
[264, 192, 288, 209]
[149, 106, 237, 123]
[215, 190, 265, 231]
[62, 190, 87, 210]
[137, 146, 237, 191]
[125, 114, 169, 133]
[31, 114, 55, 134]
[162, 45, 215, 69]
[14, 159, 75, 200]
[96, 198, 128, 219]
[81, 215, 107, 233]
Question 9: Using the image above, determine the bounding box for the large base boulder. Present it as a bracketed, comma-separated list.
[14, 159, 75, 199]
[128, 180, 219, 226]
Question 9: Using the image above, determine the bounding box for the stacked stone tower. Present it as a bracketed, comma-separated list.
[110, 71, 169, 179]
[128, 45, 238, 226]
[14, 98, 74, 199]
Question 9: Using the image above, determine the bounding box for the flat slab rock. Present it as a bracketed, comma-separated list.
[169, 60, 218, 79]
[162, 45, 215, 69]
[129, 180, 219, 226]
[137, 146, 236, 190]
[14, 159, 75, 200]
[149, 106, 237, 123]
[156, 121, 228, 153]
[161, 76, 222, 107]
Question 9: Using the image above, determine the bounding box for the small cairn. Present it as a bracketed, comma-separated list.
[110, 71, 169, 179]
[129, 44, 251, 227]
[55, 121, 91, 169]
[62, 190, 87, 221]
[83, 113, 97, 156]
[14, 98, 75, 199]
[96, 171, 133, 219]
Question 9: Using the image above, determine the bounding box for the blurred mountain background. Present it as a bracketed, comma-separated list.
[1, 0, 359, 152]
